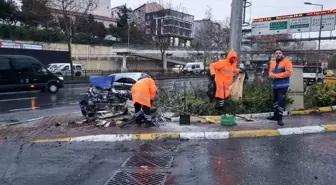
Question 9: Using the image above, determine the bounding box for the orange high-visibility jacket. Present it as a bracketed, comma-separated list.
[269, 57, 293, 89]
[212, 50, 240, 99]
[131, 77, 157, 107]
[209, 63, 216, 76]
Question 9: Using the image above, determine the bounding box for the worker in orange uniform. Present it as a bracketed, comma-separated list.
[131, 74, 157, 128]
[212, 50, 244, 110]
[267, 49, 292, 126]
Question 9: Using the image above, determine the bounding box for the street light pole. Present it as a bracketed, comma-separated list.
[304, 2, 323, 82]
[128, 24, 130, 48]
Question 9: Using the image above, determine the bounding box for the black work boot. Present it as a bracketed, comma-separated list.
[277, 120, 284, 126]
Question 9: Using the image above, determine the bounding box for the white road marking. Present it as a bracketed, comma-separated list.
[0, 91, 39, 95]
[67, 87, 88, 90]
[9, 107, 40, 112]
[0, 117, 44, 128]
[0, 97, 38, 102]
[70, 134, 132, 142]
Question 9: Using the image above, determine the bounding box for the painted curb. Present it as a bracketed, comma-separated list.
[289, 105, 336, 116]
[170, 104, 336, 122]
[31, 124, 336, 143]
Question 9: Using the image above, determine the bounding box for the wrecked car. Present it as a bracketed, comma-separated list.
[79, 72, 149, 120]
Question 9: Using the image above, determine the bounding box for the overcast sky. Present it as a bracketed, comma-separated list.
[112, 0, 336, 21]
[111, 0, 336, 48]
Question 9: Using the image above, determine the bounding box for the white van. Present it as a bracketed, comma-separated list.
[48, 63, 83, 77]
[182, 62, 205, 74]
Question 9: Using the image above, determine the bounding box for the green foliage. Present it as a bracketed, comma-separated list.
[0, 1, 148, 45]
[304, 84, 336, 108]
[20, 0, 52, 28]
[154, 79, 293, 116]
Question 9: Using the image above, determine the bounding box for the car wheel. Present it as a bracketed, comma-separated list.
[75, 71, 81, 77]
[48, 83, 59, 93]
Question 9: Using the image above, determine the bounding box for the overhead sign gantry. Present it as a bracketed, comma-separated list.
[251, 9, 336, 35]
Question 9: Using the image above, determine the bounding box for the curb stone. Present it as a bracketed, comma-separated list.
[169, 105, 336, 122]
[31, 124, 336, 143]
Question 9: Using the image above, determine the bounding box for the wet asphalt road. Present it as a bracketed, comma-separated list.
[0, 78, 208, 123]
[0, 133, 335, 185]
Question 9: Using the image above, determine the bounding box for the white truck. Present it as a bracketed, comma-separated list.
[48, 63, 83, 77]
[303, 66, 323, 85]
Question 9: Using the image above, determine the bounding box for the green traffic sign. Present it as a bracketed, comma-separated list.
[290, 24, 310, 29]
[270, 21, 288, 30]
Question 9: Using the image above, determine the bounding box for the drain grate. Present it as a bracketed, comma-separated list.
[139, 143, 179, 152]
[105, 171, 167, 185]
[122, 155, 174, 168]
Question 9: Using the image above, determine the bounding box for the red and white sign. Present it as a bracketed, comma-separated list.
[0, 41, 21, 48]
[321, 62, 328, 68]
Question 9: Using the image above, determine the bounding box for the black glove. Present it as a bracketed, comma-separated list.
[239, 68, 246, 74]
[128, 94, 132, 100]
[150, 100, 154, 106]
[210, 75, 215, 81]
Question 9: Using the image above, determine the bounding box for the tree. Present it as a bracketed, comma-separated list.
[193, 7, 230, 66]
[94, 22, 106, 39]
[20, 0, 53, 28]
[75, 14, 106, 40]
[116, 4, 130, 42]
[0, 0, 21, 38]
[49, 0, 98, 77]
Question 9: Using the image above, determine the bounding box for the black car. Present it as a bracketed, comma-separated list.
[0, 55, 64, 93]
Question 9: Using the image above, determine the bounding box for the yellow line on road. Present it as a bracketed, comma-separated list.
[131, 133, 180, 140]
[322, 124, 336, 132]
[32, 138, 71, 143]
[230, 129, 279, 138]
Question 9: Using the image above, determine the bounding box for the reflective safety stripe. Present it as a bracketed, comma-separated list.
[133, 93, 151, 103]
[220, 69, 235, 73]
[216, 89, 229, 93]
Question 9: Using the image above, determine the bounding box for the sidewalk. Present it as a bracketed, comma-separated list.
[0, 111, 335, 143]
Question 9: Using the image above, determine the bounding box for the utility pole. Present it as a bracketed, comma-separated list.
[229, 0, 244, 63]
[304, 2, 323, 83]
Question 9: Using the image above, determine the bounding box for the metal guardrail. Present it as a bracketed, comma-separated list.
[60, 69, 210, 81]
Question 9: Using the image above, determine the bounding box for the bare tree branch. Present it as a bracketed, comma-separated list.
[193, 7, 230, 64]
[48, 0, 98, 77]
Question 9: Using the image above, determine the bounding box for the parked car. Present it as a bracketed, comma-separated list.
[47, 63, 83, 77]
[0, 55, 64, 93]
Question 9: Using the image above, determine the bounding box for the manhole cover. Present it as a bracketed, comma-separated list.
[139, 143, 179, 152]
[122, 155, 174, 168]
[105, 171, 167, 185]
